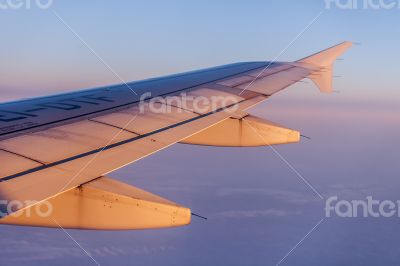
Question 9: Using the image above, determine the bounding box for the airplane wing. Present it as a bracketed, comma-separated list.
[0, 42, 352, 230]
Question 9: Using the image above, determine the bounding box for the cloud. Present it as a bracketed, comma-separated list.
[0, 237, 174, 263]
[216, 187, 319, 205]
[217, 209, 300, 219]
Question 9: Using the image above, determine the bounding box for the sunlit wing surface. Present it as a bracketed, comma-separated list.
[0, 42, 352, 229]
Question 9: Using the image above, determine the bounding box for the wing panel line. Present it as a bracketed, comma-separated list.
[0, 149, 45, 166]
[87, 119, 141, 136]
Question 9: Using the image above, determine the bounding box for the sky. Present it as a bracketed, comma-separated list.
[0, 0, 400, 265]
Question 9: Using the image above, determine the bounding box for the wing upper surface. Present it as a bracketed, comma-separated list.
[0, 43, 353, 217]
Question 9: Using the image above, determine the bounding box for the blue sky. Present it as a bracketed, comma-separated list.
[1, 1, 400, 265]
[1, 0, 399, 102]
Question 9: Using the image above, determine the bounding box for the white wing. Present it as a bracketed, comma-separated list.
[0, 42, 352, 229]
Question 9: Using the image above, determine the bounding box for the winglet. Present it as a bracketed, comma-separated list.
[298, 41, 353, 93]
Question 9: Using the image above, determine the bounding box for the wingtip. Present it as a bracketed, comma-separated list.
[341, 41, 353, 48]
[299, 41, 353, 67]
[301, 41, 353, 93]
